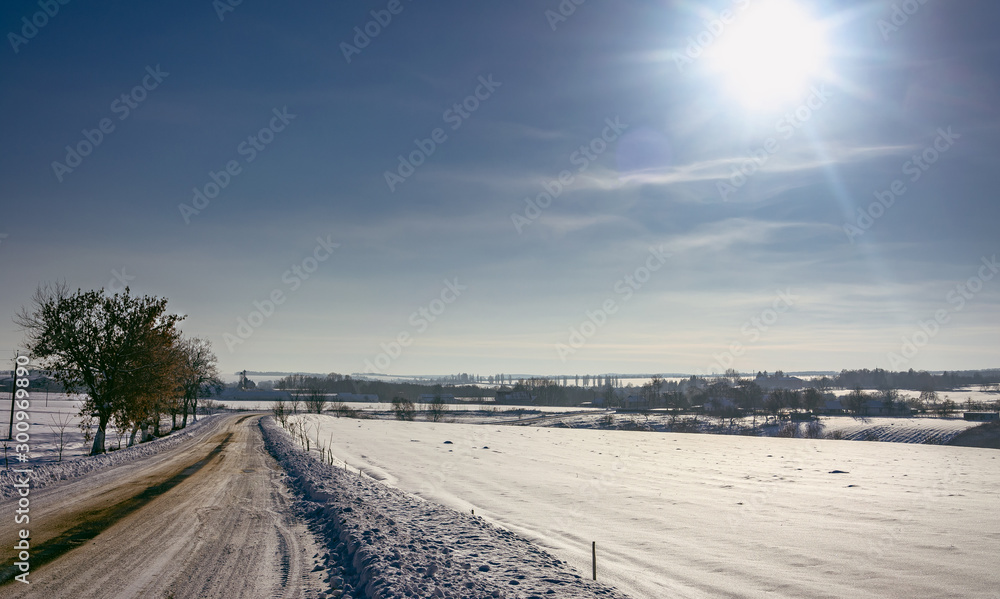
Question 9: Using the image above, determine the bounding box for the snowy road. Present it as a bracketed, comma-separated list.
[0, 414, 328, 598]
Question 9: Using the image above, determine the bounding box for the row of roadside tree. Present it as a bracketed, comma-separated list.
[15, 283, 222, 455]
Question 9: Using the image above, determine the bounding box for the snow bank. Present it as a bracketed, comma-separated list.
[0, 414, 218, 499]
[259, 416, 631, 599]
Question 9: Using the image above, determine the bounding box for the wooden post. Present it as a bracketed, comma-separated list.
[592, 541, 597, 580]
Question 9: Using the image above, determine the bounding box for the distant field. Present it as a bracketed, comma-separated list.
[540, 412, 981, 444]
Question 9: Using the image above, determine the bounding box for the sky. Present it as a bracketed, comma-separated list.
[1, 0, 998, 378]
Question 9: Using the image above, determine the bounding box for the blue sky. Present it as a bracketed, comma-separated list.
[1, 0, 998, 377]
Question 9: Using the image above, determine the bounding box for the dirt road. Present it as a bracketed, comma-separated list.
[0, 414, 329, 598]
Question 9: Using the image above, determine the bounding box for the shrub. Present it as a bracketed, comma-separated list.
[392, 397, 415, 421]
[330, 401, 361, 419]
[428, 396, 448, 422]
[272, 398, 288, 427]
[776, 422, 800, 438]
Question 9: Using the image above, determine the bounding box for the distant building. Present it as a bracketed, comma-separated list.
[418, 393, 455, 403]
[218, 388, 291, 402]
[754, 373, 807, 390]
[495, 387, 534, 405]
[335, 393, 379, 402]
[703, 397, 737, 412]
[861, 399, 913, 417]
[964, 412, 999, 422]
[819, 399, 847, 415]
[620, 394, 657, 411]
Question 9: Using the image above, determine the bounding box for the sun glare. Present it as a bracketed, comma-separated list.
[705, 0, 830, 111]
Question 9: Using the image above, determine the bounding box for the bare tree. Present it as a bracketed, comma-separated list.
[736, 379, 763, 427]
[392, 397, 415, 421]
[49, 410, 73, 462]
[176, 337, 222, 428]
[305, 389, 327, 414]
[271, 397, 288, 427]
[802, 387, 823, 414]
[428, 396, 448, 422]
[846, 387, 869, 418]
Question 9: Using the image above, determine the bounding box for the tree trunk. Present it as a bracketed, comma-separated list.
[171, 411, 177, 430]
[90, 415, 110, 455]
[128, 425, 139, 447]
[153, 416, 161, 437]
[181, 398, 189, 429]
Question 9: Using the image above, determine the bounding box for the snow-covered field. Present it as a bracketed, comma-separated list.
[261, 417, 631, 599]
[0, 394, 89, 464]
[536, 412, 981, 444]
[0, 393, 225, 465]
[817, 416, 977, 443]
[289, 414, 1000, 599]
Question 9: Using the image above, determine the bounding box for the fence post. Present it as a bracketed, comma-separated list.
[592, 541, 596, 580]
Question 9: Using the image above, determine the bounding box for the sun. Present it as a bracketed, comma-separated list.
[704, 0, 830, 110]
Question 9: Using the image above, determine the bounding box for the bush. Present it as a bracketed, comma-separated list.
[392, 397, 415, 421]
[428, 396, 448, 422]
[826, 430, 845, 440]
[272, 398, 288, 427]
[776, 422, 800, 438]
[330, 401, 361, 419]
[805, 420, 825, 439]
[305, 390, 327, 414]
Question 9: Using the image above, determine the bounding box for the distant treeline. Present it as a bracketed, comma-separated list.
[832, 368, 1000, 392]
[274, 373, 491, 401]
[271, 368, 999, 408]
